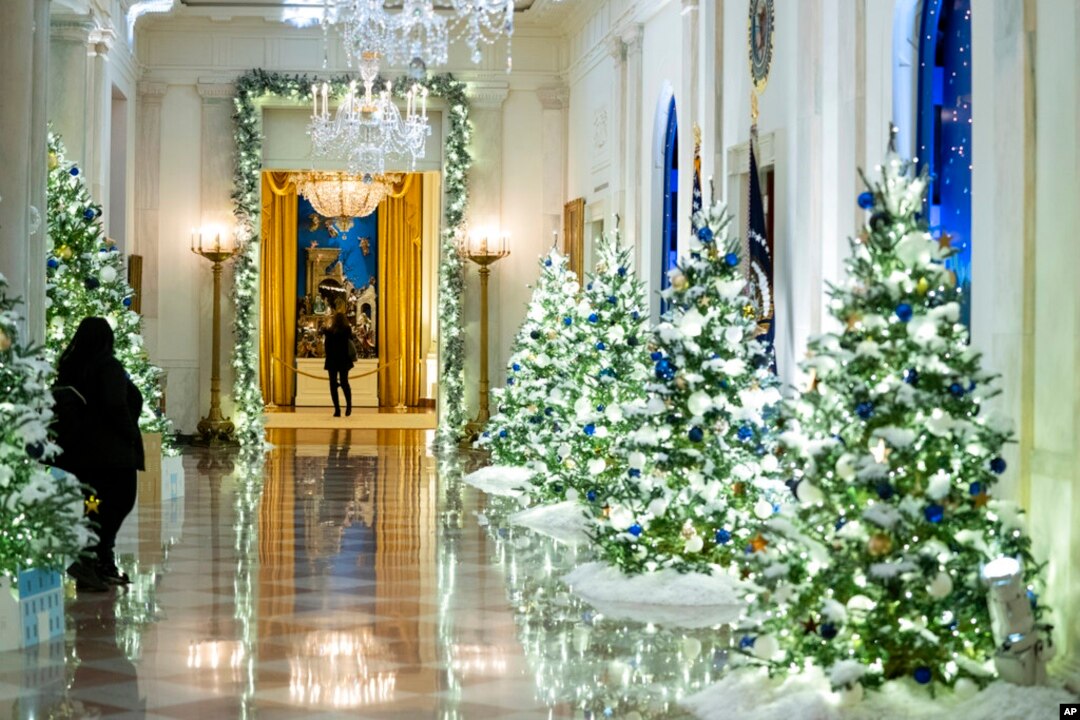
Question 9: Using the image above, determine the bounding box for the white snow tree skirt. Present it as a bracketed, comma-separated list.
[462, 465, 534, 497]
[510, 501, 591, 546]
[563, 562, 745, 629]
[682, 666, 1078, 720]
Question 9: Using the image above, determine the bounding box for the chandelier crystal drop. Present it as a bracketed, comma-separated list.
[289, 171, 405, 223]
[307, 51, 431, 176]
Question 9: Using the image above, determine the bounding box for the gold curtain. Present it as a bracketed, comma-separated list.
[377, 174, 423, 406]
[259, 171, 298, 406]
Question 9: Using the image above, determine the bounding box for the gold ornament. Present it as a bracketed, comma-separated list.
[674, 376, 687, 390]
[870, 438, 891, 464]
[938, 232, 953, 251]
[749, 534, 768, 553]
[672, 273, 688, 291]
[0, 329, 10, 352]
[972, 490, 990, 508]
[48, 152, 58, 170]
[681, 521, 697, 539]
[85, 495, 102, 514]
[58, 245, 73, 260]
[916, 277, 930, 295]
[732, 482, 746, 496]
[742, 304, 756, 319]
[546, 329, 558, 340]
[868, 532, 893, 556]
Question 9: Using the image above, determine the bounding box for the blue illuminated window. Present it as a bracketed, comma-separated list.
[916, 0, 972, 325]
[661, 98, 679, 302]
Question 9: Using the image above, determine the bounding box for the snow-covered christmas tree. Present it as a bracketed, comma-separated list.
[478, 249, 583, 470]
[590, 201, 781, 576]
[0, 275, 94, 575]
[525, 230, 652, 505]
[45, 132, 172, 440]
[741, 139, 1050, 693]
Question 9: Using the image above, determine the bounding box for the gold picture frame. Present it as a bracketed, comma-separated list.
[563, 197, 585, 283]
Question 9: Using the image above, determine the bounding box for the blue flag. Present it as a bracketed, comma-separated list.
[747, 141, 775, 361]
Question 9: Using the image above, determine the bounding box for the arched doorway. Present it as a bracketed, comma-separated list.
[916, 0, 973, 325]
[660, 97, 679, 308]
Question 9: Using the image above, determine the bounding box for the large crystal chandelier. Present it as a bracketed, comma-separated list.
[332, 0, 515, 74]
[289, 171, 405, 227]
[307, 51, 430, 177]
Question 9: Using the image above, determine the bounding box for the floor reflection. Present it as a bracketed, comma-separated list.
[0, 430, 725, 719]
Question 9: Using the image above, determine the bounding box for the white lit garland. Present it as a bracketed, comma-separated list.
[229, 70, 471, 447]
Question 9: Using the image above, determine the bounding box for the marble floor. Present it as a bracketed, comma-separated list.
[0, 430, 723, 719]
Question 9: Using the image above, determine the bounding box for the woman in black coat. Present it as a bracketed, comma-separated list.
[321, 309, 354, 417]
[54, 317, 145, 591]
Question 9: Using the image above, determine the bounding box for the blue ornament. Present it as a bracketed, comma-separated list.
[596, 404, 605, 412]
[719, 379, 730, 389]
[904, 368, 919, 385]
[739, 636, 756, 650]
[596, 341, 606, 351]
[586, 490, 597, 502]
[835, 517, 847, 531]
[654, 358, 675, 381]
[482, 431, 490, 439]
[857, 191, 874, 210]
[820, 623, 839, 639]
[109, 245, 118, 252]
[913, 667, 932, 685]
[1027, 589, 1038, 609]
[584, 423, 596, 436]
[84, 277, 100, 290]
[512, 363, 521, 372]
[990, 457, 1007, 474]
[876, 481, 895, 500]
[47, 257, 59, 269]
[498, 429, 508, 438]
[949, 382, 965, 397]
[618, 267, 627, 277]
[25, 442, 45, 460]
[968, 482, 982, 496]
[587, 282, 593, 291]
[651, 351, 663, 361]
[122, 297, 132, 308]
[506, 378, 514, 386]
[697, 226, 714, 243]
[563, 316, 572, 326]
[530, 329, 541, 340]
[725, 252, 739, 267]
[855, 402, 874, 420]
[69, 166, 79, 177]
[588, 313, 599, 323]
[608, 295, 617, 304]
[628, 468, 641, 478]
[628, 524, 643, 537]
[631, 311, 640, 320]
[544, 257, 552, 267]
[924, 504, 945, 524]
[83, 208, 96, 221]
[688, 426, 704, 443]
[737, 425, 754, 441]
[895, 303, 914, 323]
[715, 528, 731, 545]
[628, 336, 639, 347]
[544, 407, 553, 416]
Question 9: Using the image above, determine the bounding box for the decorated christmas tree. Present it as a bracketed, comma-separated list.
[478, 249, 584, 469]
[527, 230, 652, 506]
[591, 201, 781, 575]
[0, 275, 94, 575]
[45, 132, 172, 440]
[740, 139, 1050, 693]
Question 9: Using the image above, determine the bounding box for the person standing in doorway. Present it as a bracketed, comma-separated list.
[53, 317, 145, 591]
[321, 308, 354, 417]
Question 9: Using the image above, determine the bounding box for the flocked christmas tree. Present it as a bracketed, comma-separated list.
[45, 132, 172, 440]
[740, 136, 1050, 693]
[0, 275, 94, 576]
[591, 201, 781, 575]
[478, 249, 583, 469]
[526, 229, 652, 506]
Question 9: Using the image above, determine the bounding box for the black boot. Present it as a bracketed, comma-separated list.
[68, 558, 109, 593]
[344, 384, 352, 417]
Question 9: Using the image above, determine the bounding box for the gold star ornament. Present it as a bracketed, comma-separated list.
[85, 495, 101, 514]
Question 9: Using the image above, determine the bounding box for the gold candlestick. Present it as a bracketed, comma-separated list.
[191, 227, 241, 445]
[459, 231, 510, 442]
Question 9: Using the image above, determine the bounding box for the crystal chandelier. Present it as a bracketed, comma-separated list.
[332, 0, 515, 74]
[289, 171, 405, 227]
[307, 51, 430, 176]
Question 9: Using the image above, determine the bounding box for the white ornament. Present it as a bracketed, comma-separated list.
[604, 403, 624, 423]
[100, 265, 117, 284]
[678, 308, 705, 337]
[587, 458, 607, 475]
[796, 482, 824, 505]
[608, 506, 635, 531]
[928, 571, 953, 599]
[835, 454, 857, 481]
[836, 683, 864, 706]
[684, 534, 704, 553]
[687, 390, 712, 417]
[565, 488, 579, 502]
[754, 499, 774, 519]
[926, 470, 952, 501]
[751, 634, 779, 660]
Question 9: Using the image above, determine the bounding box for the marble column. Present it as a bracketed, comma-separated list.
[49, 15, 94, 174]
[27, 0, 50, 342]
[678, 0, 699, 262]
[135, 81, 167, 345]
[0, 1, 35, 330]
[462, 83, 509, 419]
[605, 35, 627, 231]
[621, 25, 644, 269]
[536, 86, 569, 251]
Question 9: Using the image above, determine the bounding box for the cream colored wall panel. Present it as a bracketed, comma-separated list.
[274, 37, 323, 70]
[225, 36, 268, 68]
[145, 32, 213, 67]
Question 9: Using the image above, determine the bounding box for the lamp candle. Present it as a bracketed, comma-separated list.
[311, 84, 318, 117]
[321, 83, 328, 119]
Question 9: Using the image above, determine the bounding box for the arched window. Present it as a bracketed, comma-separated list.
[916, 0, 972, 324]
[660, 97, 679, 300]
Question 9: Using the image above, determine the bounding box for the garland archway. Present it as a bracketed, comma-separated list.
[229, 68, 470, 447]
